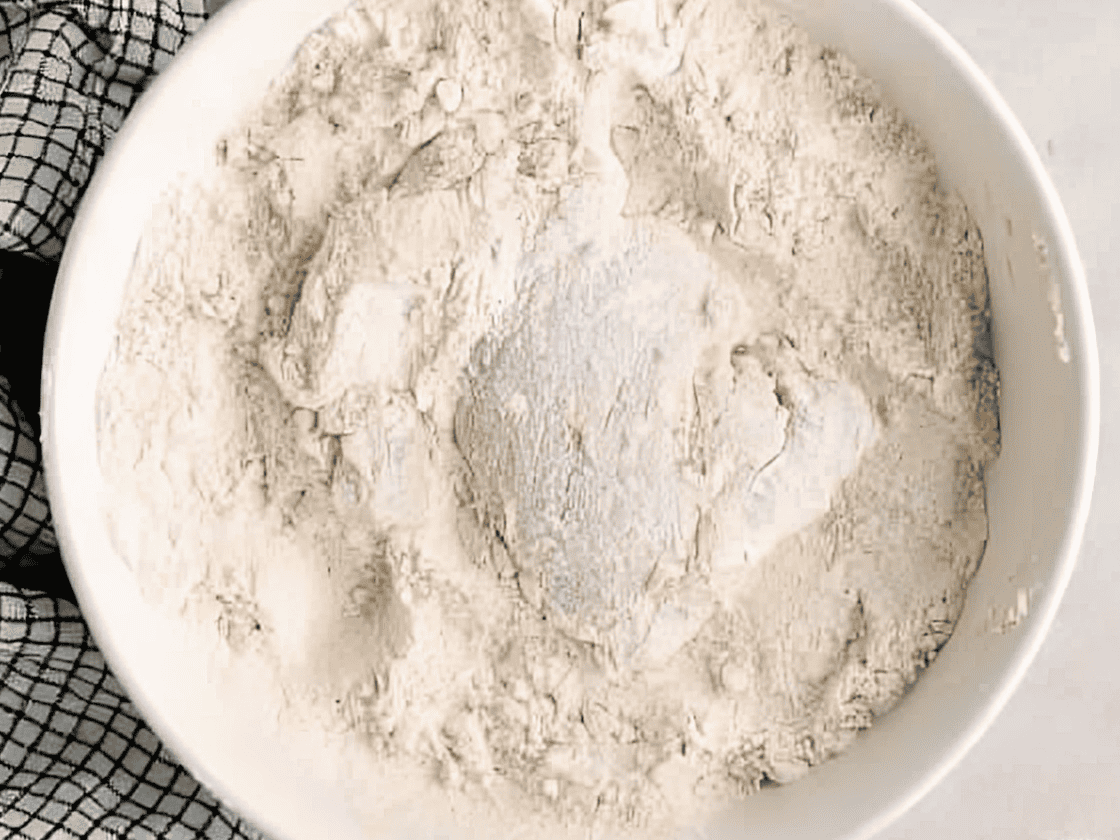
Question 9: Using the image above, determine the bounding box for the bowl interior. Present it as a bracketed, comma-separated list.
[43, 0, 1098, 838]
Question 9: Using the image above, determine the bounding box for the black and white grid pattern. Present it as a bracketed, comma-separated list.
[0, 2, 271, 837]
[0, 583, 262, 839]
[0, 374, 55, 560]
[0, 0, 206, 258]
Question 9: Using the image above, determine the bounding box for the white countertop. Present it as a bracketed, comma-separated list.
[885, 1, 1120, 837]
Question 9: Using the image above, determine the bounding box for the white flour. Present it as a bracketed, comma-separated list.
[98, 0, 1000, 834]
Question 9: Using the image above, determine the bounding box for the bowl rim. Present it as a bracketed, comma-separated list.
[808, 2, 1100, 837]
[42, 0, 1100, 837]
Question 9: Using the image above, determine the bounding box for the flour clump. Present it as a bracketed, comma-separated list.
[98, 0, 1000, 834]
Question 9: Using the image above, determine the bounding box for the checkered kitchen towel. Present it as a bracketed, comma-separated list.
[0, 2, 267, 838]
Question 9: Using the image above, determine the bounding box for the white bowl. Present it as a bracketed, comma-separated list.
[42, 0, 1099, 838]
